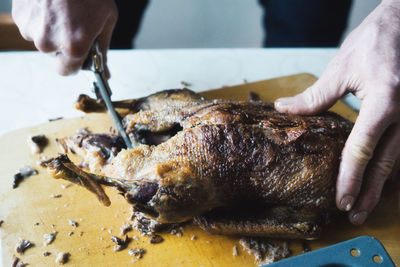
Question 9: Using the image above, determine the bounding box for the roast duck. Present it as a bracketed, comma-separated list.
[45, 89, 353, 239]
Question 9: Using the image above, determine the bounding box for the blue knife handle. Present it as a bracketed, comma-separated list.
[265, 236, 395, 267]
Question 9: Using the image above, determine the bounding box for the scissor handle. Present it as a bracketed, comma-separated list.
[82, 41, 104, 73]
[82, 41, 112, 98]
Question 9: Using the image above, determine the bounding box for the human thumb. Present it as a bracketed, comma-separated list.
[274, 79, 344, 115]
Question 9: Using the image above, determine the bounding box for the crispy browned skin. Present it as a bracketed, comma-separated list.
[193, 206, 327, 239]
[47, 89, 352, 238]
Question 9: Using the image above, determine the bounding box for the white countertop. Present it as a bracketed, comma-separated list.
[0, 48, 360, 135]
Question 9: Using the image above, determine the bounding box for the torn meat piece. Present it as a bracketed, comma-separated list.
[232, 245, 239, 256]
[13, 166, 38, 189]
[12, 255, 28, 267]
[48, 117, 63, 122]
[180, 81, 192, 87]
[120, 223, 132, 236]
[302, 241, 311, 253]
[68, 219, 78, 229]
[43, 231, 58, 246]
[132, 211, 168, 236]
[15, 239, 34, 254]
[16, 261, 28, 267]
[169, 226, 184, 237]
[29, 134, 49, 154]
[248, 92, 261, 102]
[239, 237, 290, 265]
[128, 248, 146, 259]
[43, 251, 51, 256]
[75, 94, 106, 113]
[55, 252, 70, 265]
[11, 256, 20, 267]
[61, 183, 73, 189]
[56, 129, 126, 173]
[150, 235, 163, 244]
[111, 235, 131, 252]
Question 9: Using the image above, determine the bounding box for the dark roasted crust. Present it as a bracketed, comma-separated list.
[75, 94, 106, 113]
[193, 206, 326, 239]
[114, 97, 351, 222]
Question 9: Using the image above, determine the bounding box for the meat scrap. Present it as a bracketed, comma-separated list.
[43, 231, 58, 246]
[11, 255, 28, 267]
[233, 245, 239, 256]
[120, 223, 132, 236]
[13, 166, 38, 189]
[150, 235, 164, 244]
[302, 241, 311, 253]
[55, 252, 70, 265]
[130, 211, 184, 237]
[128, 248, 146, 259]
[43, 251, 51, 256]
[15, 239, 34, 254]
[29, 134, 49, 154]
[239, 237, 290, 265]
[68, 219, 78, 229]
[49, 117, 63, 122]
[132, 211, 166, 236]
[180, 81, 192, 87]
[16, 261, 28, 267]
[248, 92, 261, 102]
[111, 235, 131, 252]
[61, 183, 73, 189]
[169, 226, 184, 237]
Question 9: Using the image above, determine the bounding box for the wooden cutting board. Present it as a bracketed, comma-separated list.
[0, 73, 399, 266]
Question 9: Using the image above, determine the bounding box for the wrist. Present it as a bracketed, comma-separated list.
[380, 0, 400, 10]
[364, 0, 400, 26]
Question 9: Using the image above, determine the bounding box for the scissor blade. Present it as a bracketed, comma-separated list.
[94, 73, 133, 149]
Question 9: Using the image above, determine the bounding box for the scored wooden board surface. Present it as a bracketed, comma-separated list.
[0, 73, 399, 266]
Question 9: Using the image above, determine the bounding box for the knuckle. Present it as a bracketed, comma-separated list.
[63, 39, 90, 58]
[362, 191, 381, 211]
[373, 158, 396, 179]
[34, 38, 55, 53]
[349, 175, 363, 186]
[349, 141, 374, 164]
[303, 88, 320, 107]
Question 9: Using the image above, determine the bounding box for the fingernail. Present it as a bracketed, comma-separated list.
[340, 195, 354, 211]
[275, 97, 296, 107]
[352, 211, 368, 225]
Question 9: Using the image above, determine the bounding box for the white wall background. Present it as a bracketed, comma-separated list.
[1, 0, 379, 48]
